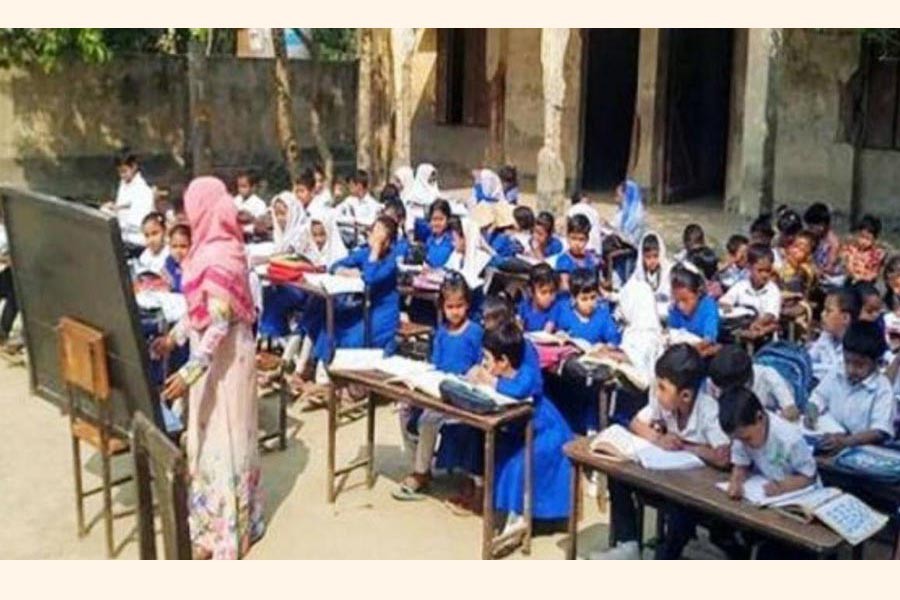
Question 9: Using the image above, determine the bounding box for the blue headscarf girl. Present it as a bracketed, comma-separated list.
[613, 179, 645, 245]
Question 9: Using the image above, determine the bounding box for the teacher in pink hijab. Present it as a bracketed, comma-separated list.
[154, 176, 264, 559]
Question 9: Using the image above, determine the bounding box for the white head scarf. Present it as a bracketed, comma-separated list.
[393, 166, 415, 203]
[409, 163, 440, 207]
[630, 230, 672, 300]
[272, 191, 304, 254]
[297, 209, 348, 268]
[479, 169, 506, 202]
[616, 279, 664, 380]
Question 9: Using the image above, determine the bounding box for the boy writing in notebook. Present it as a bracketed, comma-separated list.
[590, 344, 730, 560]
[807, 320, 896, 452]
[719, 386, 818, 500]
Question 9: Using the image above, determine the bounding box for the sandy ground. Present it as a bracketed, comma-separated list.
[0, 359, 616, 559]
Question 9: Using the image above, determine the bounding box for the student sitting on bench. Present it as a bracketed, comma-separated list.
[807, 320, 896, 452]
[589, 344, 730, 560]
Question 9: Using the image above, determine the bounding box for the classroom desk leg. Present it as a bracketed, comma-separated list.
[523, 418, 533, 556]
[598, 384, 610, 431]
[326, 382, 338, 503]
[366, 392, 376, 488]
[325, 297, 336, 364]
[482, 429, 496, 560]
[566, 462, 582, 560]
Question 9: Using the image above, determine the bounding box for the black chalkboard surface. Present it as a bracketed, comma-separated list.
[1, 187, 162, 432]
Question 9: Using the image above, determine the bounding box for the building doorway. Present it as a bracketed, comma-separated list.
[580, 29, 640, 192]
[663, 29, 733, 203]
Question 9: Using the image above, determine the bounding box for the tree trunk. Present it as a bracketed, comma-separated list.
[272, 28, 301, 179]
[356, 29, 395, 186]
[391, 29, 417, 174]
[357, 29, 374, 174]
[187, 36, 213, 176]
[295, 29, 334, 184]
[486, 29, 508, 166]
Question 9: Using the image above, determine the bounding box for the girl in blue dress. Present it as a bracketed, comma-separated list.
[393, 273, 484, 501]
[312, 216, 400, 365]
[469, 320, 573, 541]
[530, 211, 564, 259]
[424, 199, 454, 268]
[668, 263, 720, 344]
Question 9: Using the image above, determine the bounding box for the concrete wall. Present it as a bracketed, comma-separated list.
[408, 29, 488, 187]
[0, 54, 357, 200]
[407, 28, 583, 191]
[773, 29, 858, 219]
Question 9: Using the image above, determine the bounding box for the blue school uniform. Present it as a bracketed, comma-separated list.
[487, 230, 523, 268]
[556, 301, 621, 345]
[432, 322, 486, 471]
[260, 284, 307, 338]
[541, 236, 564, 258]
[555, 250, 599, 275]
[517, 297, 562, 332]
[505, 186, 520, 204]
[425, 231, 453, 268]
[313, 246, 400, 361]
[494, 342, 573, 519]
[393, 235, 411, 263]
[164, 255, 183, 293]
[668, 294, 720, 341]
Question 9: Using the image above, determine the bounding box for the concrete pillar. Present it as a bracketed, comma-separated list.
[632, 29, 664, 201]
[485, 29, 509, 166]
[724, 28, 782, 217]
[391, 28, 417, 173]
[536, 28, 571, 214]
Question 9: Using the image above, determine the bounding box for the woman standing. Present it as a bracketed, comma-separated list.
[154, 176, 264, 559]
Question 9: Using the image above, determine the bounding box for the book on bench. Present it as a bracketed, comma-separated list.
[715, 475, 889, 546]
[525, 332, 649, 390]
[589, 425, 705, 471]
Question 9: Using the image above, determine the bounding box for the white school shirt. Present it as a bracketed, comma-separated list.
[810, 371, 896, 436]
[731, 411, 818, 481]
[115, 172, 154, 246]
[234, 194, 268, 219]
[0, 224, 8, 275]
[636, 388, 730, 447]
[720, 279, 782, 318]
[566, 203, 602, 254]
[340, 193, 383, 227]
[136, 246, 170, 275]
[807, 331, 844, 383]
[753, 364, 796, 411]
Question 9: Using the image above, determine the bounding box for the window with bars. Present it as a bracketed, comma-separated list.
[435, 29, 488, 127]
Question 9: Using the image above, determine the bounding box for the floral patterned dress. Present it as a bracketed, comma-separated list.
[173, 296, 265, 559]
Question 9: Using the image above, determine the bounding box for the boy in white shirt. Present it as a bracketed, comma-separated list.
[566, 190, 602, 254]
[590, 344, 731, 560]
[104, 149, 154, 248]
[808, 289, 855, 383]
[233, 171, 268, 235]
[341, 169, 383, 228]
[708, 345, 799, 421]
[310, 163, 333, 212]
[720, 243, 782, 337]
[719, 387, 818, 500]
[808, 320, 896, 453]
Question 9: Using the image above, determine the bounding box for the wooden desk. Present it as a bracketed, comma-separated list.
[398, 284, 442, 326]
[326, 368, 534, 559]
[563, 436, 846, 559]
[546, 359, 617, 432]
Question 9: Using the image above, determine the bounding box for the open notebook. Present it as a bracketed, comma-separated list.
[326, 350, 525, 406]
[590, 425, 704, 471]
[525, 332, 649, 391]
[303, 273, 365, 295]
[715, 475, 888, 546]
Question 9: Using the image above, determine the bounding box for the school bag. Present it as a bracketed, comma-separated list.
[752, 340, 815, 412]
[267, 256, 323, 284]
[439, 379, 503, 414]
[832, 445, 900, 484]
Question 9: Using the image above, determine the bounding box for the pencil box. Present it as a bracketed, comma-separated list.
[439, 379, 501, 414]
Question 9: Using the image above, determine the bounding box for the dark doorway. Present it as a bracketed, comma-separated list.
[663, 29, 733, 203]
[581, 29, 640, 191]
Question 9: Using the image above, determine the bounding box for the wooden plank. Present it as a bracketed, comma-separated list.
[564, 436, 844, 555]
[435, 29, 449, 124]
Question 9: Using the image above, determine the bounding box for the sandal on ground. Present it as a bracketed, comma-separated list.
[390, 473, 431, 501]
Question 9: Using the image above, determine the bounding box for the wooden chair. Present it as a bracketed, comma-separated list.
[57, 317, 132, 558]
[131, 412, 192, 560]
